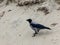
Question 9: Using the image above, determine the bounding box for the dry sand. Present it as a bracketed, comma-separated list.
[0, 3, 60, 45]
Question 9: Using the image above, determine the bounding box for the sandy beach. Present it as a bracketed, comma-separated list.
[0, 2, 60, 45]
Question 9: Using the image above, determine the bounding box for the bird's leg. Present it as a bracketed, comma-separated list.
[32, 30, 38, 37]
[32, 32, 37, 37]
[37, 29, 40, 32]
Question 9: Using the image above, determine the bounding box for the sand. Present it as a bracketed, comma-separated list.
[0, 3, 60, 45]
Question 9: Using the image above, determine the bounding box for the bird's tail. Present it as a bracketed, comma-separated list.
[45, 27, 51, 30]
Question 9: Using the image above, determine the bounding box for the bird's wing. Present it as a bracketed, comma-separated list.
[31, 23, 46, 29]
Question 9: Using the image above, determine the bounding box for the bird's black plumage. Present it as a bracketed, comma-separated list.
[26, 19, 51, 37]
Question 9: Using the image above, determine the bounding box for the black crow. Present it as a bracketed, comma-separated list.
[26, 19, 51, 37]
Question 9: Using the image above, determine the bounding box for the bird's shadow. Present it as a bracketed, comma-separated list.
[37, 30, 52, 36]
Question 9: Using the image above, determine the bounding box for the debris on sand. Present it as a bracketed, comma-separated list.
[51, 23, 58, 27]
[17, 2, 23, 6]
[57, 7, 60, 10]
[19, 34, 21, 36]
[8, 10, 12, 12]
[23, 1, 30, 6]
[37, 7, 50, 15]
[0, 11, 5, 19]
[17, 0, 45, 6]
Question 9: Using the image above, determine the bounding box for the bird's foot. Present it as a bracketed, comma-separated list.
[32, 34, 36, 37]
[32, 33, 38, 37]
